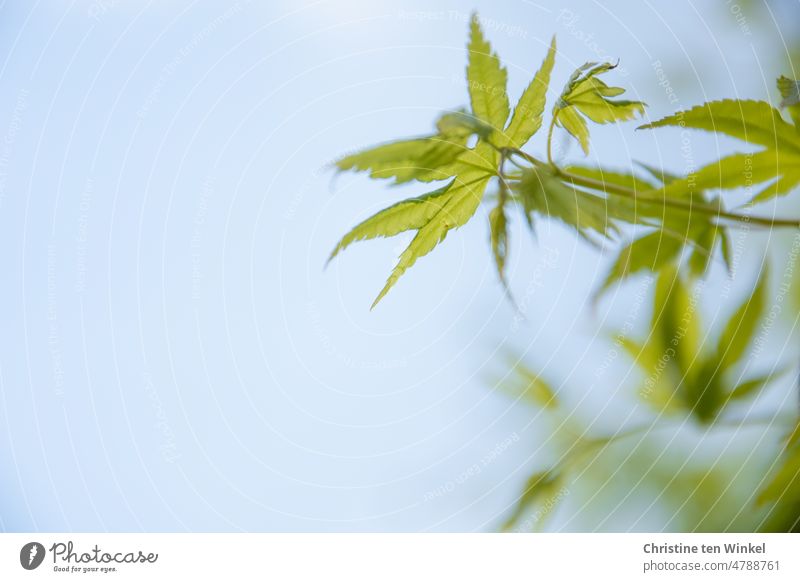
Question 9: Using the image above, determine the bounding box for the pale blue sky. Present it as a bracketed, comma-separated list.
[0, 0, 797, 531]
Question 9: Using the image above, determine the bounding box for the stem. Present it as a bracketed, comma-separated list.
[503, 147, 800, 230]
[546, 116, 557, 167]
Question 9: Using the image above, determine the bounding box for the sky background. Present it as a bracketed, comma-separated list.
[0, 0, 798, 532]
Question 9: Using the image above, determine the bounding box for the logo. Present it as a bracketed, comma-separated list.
[20, 542, 46, 570]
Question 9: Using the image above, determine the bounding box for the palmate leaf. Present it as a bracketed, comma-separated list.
[335, 134, 468, 185]
[778, 75, 800, 128]
[371, 161, 494, 308]
[554, 62, 646, 155]
[638, 98, 800, 203]
[515, 166, 623, 244]
[501, 470, 563, 531]
[488, 201, 509, 286]
[327, 182, 454, 262]
[715, 266, 768, 372]
[758, 422, 800, 518]
[502, 36, 557, 149]
[597, 229, 684, 295]
[467, 14, 509, 132]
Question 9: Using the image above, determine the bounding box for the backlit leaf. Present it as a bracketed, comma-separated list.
[503, 36, 557, 148]
[467, 14, 509, 131]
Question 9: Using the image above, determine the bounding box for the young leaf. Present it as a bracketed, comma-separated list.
[503, 359, 559, 409]
[502, 36, 557, 148]
[554, 62, 646, 154]
[725, 368, 787, 404]
[488, 202, 509, 286]
[371, 167, 493, 308]
[328, 182, 454, 263]
[467, 14, 509, 132]
[436, 108, 495, 140]
[501, 470, 563, 531]
[639, 99, 800, 152]
[335, 135, 468, 184]
[758, 423, 800, 508]
[778, 75, 800, 128]
[516, 166, 620, 242]
[565, 165, 657, 193]
[715, 267, 768, 371]
[653, 266, 701, 379]
[639, 99, 800, 203]
[598, 229, 683, 295]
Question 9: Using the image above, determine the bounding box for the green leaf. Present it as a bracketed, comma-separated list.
[503, 36, 557, 148]
[654, 150, 800, 202]
[716, 267, 769, 371]
[488, 201, 509, 286]
[638, 99, 800, 153]
[598, 229, 684, 295]
[726, 369, 785, 403]
[372, 165, 493, 308]
[467, 14, 509, 131]
[516, 166, 620, 243]
[436, 108, 494, 141]
[328, 182, 455, 262]
[554, 62, 646, 155]
[639, 100, 800, 203]
[653, 266, 701, 378]
[504, 360, 559, 409]
[778, 75, 800, 129]
[556, 106, 590, 155]
[335, 135, 468, 184]
[501, 470, 564, 531]
[565, 165, 657, 192]
[758, 423, 800, 507]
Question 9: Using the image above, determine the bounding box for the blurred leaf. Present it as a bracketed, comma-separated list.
[758, 422, 800, 508]
[489, 200, 509, 286]
[502, 36, 557, 148]
[716, 267, 768, 371]
[436, 108, 494, 140]
[777, 75, 800, 129]
[516, 166, 623, 243]
[725, 368, 788, 404]
[565, 165, 656, 192]
[501, 470, 563, 531]
[514, 365, 559, 410]
[639, 100, 800, 203]
[598, 229, 683, 295]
